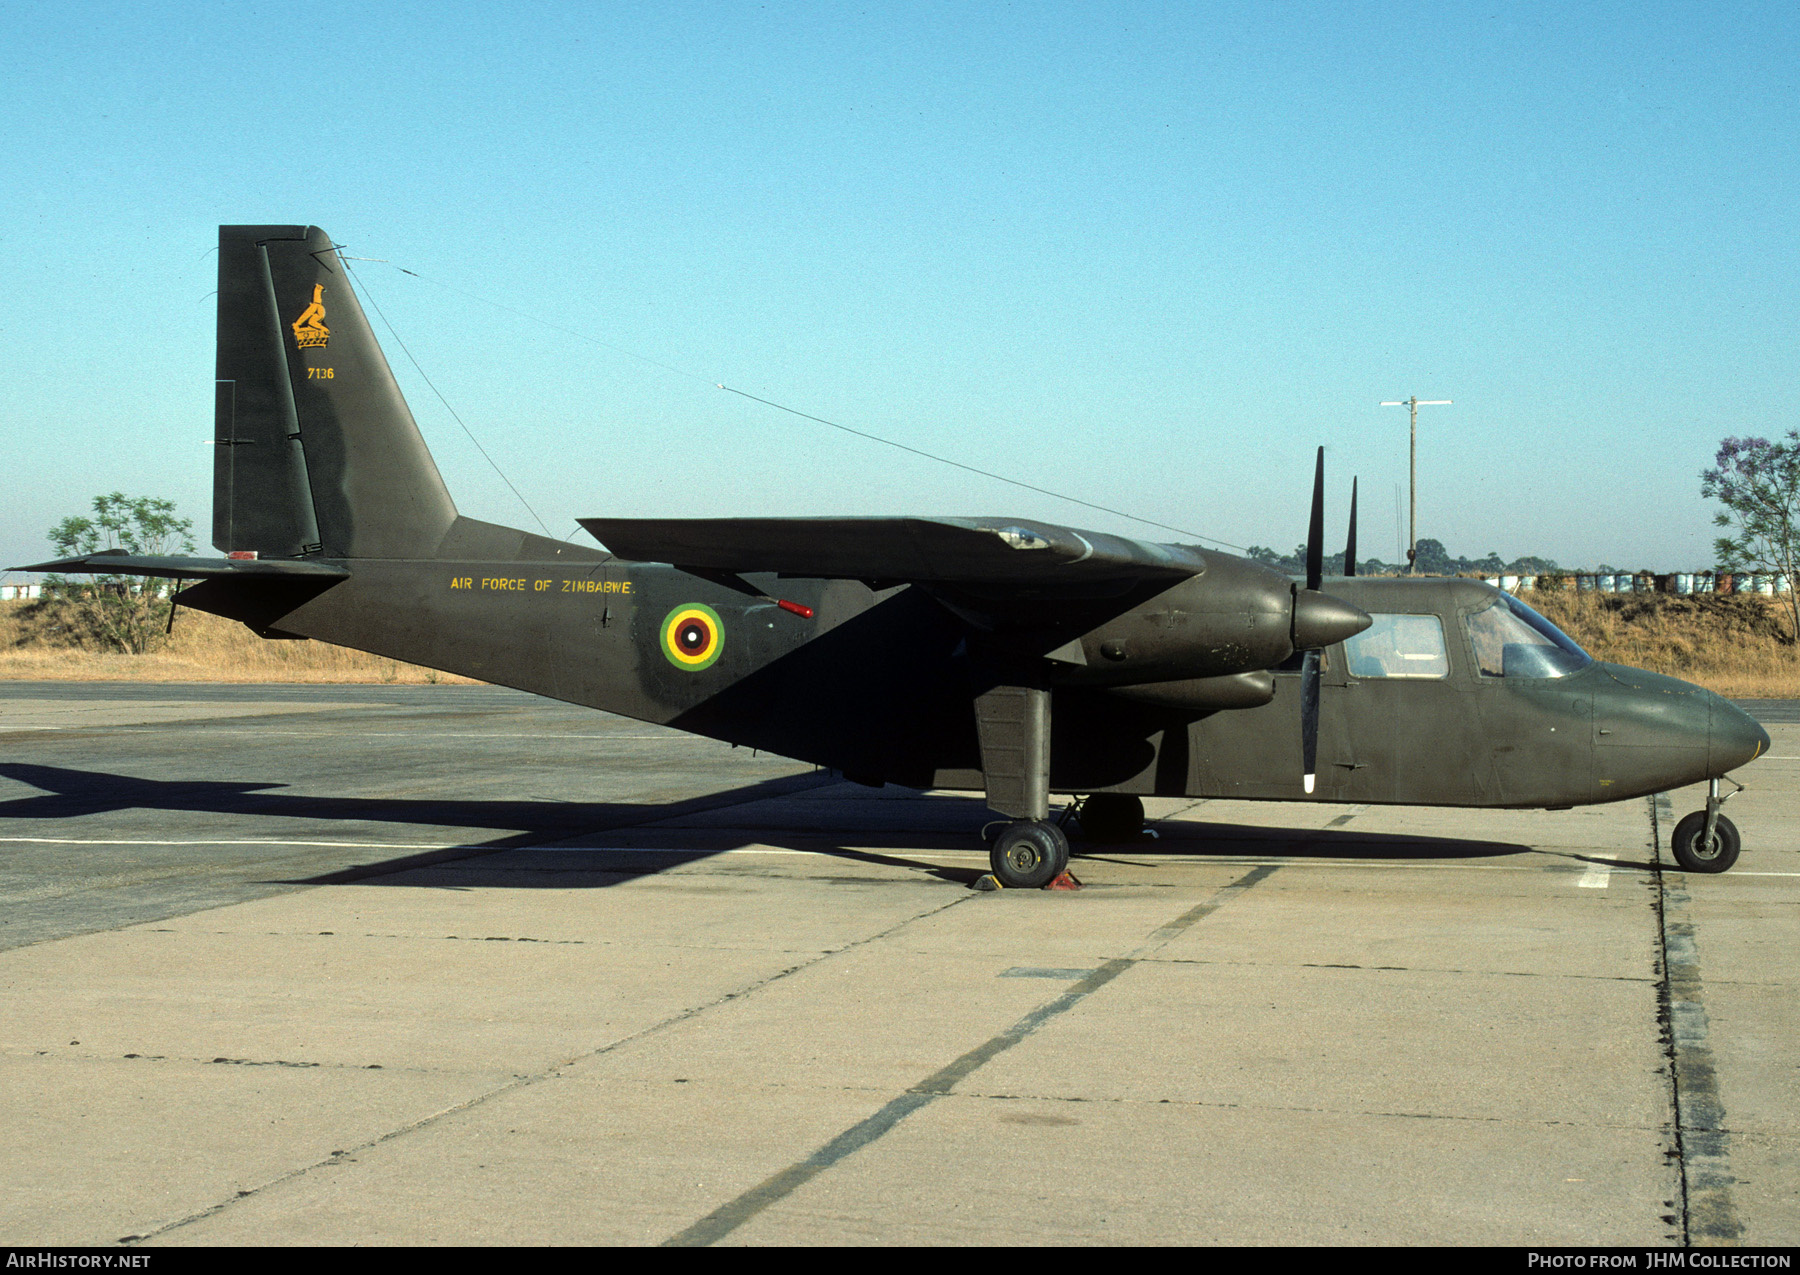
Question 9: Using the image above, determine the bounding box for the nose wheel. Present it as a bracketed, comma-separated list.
[1671, 811, 1740, 873]
[1671, 777, 1743, 874]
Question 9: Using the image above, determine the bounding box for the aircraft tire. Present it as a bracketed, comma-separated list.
[990, 820, 1070, 889]
[1671, 812, 1740, 874]
[1079, 794, 1145, 842]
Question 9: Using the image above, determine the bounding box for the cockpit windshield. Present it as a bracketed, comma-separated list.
[1465, 594, 1592, 679]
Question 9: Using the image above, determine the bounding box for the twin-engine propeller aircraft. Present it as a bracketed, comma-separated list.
[26, 226, 1771, 886]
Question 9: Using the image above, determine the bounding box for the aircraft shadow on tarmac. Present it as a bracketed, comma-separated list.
[385, 825, 1551, 892]
[0, 762, 1562, 890]
[0, 761, 831, 848]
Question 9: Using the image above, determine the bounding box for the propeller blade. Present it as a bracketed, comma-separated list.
[1301, 648, 1320, 794]
[1291, 447, 1372, 650]
[1297, 447, 1356, 793]
[1306, 447, 1325, 593]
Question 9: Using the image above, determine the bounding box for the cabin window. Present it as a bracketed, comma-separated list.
[1344, 614, 1450, 679]
[1465, 595, 1592, 679]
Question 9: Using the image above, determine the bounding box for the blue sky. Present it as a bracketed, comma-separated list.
[2, 1, 1795, 575]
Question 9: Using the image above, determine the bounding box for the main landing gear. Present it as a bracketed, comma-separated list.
[988, 820, 1071, 889]
[969, 675, 1162, 888]
[970, 681, 1084, 890]
[1671, 777, 1742, 874]
[984, 795, 1151, 889]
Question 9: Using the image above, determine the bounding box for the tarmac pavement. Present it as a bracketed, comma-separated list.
[0, 682, 1794, 1246]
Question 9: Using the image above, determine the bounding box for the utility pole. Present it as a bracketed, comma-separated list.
[1380, 397, 1452, 574]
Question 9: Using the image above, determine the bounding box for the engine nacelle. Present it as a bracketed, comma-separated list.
[1049, 553, 1367, 687]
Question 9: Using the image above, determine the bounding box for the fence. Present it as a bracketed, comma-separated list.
[1478, 572, 1794, 595]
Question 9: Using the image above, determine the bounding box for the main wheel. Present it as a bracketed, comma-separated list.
[1671, 811, 1740, 874]
[989, 820, 1071, 889]
[1078, 794, 1145, 842]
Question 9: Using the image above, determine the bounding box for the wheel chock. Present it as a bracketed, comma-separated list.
[972, 873, 1004, 891]
[1044, 870, 1083, 891]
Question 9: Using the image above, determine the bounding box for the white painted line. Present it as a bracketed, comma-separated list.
[1578, 862, 1613, 888]
[535, 848, 1610, 871]
[4, 728, 689, 739]
[585, 846, 988, 859]
[205, 731, 692, 739]
[0, 837, 477, 850]
[4, 837, 1797, 875]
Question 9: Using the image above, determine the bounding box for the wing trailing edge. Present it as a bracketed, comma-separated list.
[578, 517, 1205, 587]
[17, 551, 351, 582]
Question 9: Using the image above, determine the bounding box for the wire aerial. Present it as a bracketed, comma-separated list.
[371, 261, 1248, 552]
[344, 259, 555, 538]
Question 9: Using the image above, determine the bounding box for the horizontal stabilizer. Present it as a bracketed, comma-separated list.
[578, 517, 1205, 586]
[17, 551, 351, 582]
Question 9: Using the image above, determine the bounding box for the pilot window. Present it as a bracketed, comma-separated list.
[1344, 614, 1450, 679]
[1464, 595, 1593, 679]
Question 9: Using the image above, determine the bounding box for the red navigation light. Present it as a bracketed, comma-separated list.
[776, 599, 814, 619]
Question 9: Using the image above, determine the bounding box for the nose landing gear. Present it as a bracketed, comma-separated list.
[1670, 777, 1743, 874]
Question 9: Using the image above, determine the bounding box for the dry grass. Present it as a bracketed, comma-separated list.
[3, 592, 1796, 698]
[1526, 589, 1800, 698]
[0, 600, 476, 684]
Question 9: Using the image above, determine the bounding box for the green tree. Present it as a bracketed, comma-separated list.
[1410, 538, 1455, 575]
[44, 493, 196, 654]
[1703, 433, 1800, 643]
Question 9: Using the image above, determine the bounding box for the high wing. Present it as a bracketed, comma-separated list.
[577, 516, 1206, 588]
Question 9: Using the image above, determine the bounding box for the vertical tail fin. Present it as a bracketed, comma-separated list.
[213, 225, 457, 558]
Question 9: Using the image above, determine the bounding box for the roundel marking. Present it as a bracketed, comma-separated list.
[661, 604, 724, 670]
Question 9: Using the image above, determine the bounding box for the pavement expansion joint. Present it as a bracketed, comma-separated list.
[1146, 954, 1659, 983]
[663, 865, 1279, 1247]
[949, 1087, 1667, 1131]
[7, 1047, 397, 1073]
[1646, 792, 1745, 1247]
[163, 926, 597, 946]
[130, 890, 976, 1244]
[430, 933, 591, 944]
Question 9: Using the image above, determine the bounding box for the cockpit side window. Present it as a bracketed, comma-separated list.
[1344, 613, 1449, 679]
[1465, 595, 1593, 679]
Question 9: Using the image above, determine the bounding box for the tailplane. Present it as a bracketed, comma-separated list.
[214, 225, 457, 559]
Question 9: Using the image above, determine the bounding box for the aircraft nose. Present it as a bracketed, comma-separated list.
[1292, 589, 1371, 651]
[1710, 697, 1771, 775]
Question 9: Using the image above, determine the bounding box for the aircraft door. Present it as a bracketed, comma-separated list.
[1332, 611, 1485, 803]
[1463, 595, 1596, 806]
